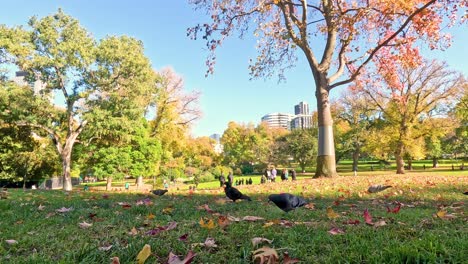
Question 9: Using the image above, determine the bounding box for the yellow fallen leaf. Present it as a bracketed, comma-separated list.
[326, 207, 340, 219]
[162, 206, 173, 214]
[199, 218, 215, 229]
[136, 244, 151, 264]
[146, 213, 155, 220]
[436, 210, 447, 218]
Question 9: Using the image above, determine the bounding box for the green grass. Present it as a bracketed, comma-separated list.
[1, 172, 467, 263]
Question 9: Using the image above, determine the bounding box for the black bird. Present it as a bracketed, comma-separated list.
[151, 189, 168, 196]
[268, 193, 307, 212]
[224, 182, 251, 202]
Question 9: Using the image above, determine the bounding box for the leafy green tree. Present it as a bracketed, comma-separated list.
[277, 128, 318, 173]
[334, 90, 376, 171]
[0, 10, 154, 190]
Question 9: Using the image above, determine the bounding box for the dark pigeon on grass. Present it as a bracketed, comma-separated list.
[268, 193, 307, 212]
[367, 184, 392, 193]
[151, 189, 168, 196]
[224, 182, 251, 202]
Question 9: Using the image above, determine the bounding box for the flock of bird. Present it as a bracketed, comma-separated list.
[151, 182, 468, 213]
[150, 182, 400, 213]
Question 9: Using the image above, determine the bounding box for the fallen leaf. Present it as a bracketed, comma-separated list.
[136, 244, 151, 264]
[199, 218, 216, 229]
[217, 215, 230, 228]
[304, 203, 315, 210]
[326, 207, 340, 219]
[251, 237, 273, 247]
[162, 206, 174, 214]
[373, 220, 387, 227]
[197, 204, 215, 214]
[146, 222, 177, 235]
[167, 250, 196, 264]
[78, 221, 93, 229]
[227, 215, 241, 222]
[56, 207, 73, 213]
[434, 210, 456, 220]
[283, 251, 300, 264]
[128, 227, 138, 236]
[252, 247, 279, 264]
[178, 233, 189, 242]
[242, 216, 265, 221]
[98, 245, 113, 251]
[146, 213, 155, 220]
[328, 227, 345, 235]
[343, 219, 360, 225]
[203, 237, 218, 248]
[363, 209, 373, 225]
[110, 257, 120, 264]
[102, 194, 109, 199]
[37, 204, 45, 211]
[5, 240, 18, 245]
[386, 203, 401, 214]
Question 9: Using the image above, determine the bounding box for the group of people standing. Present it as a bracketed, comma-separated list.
[261, 167, 296, 183]
[218, 167, 298, 187]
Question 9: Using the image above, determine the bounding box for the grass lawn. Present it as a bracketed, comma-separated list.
[1, 172, 467, 263]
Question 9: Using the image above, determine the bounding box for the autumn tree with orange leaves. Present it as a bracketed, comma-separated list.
[189, 0, 466, 178]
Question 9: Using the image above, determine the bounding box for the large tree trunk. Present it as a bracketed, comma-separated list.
[432, 157, 438, 168]
[352, 148, 359, 173]
[395, 142, 405, 174]
[61, 146, 73, 191]
[106, 176, 112, 191]
[60, 132, 81, 191]
[314, 84, 337, 178]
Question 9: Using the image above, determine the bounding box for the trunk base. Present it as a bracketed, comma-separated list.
[314, 155, 338, 178]
[63, 178, 73, 191]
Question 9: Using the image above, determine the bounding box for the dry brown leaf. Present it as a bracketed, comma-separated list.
[283, 251, 300, 264]
[98, 245, 113, 251]
[167, 251, 196, 264]
[78, 221, 93, 229]
[37, 204, 45, 211]
[217, 215, 230, 228]
[110, 257, 120, 264]
[373, 220, 387, 227]
[304, 203, 315, 210]
[128, 227, 138, 236]
[328, 227, 345, 235]
[252, 246, 279, 264]
[56, 207, 73, 213]
[251, 237, 273, 247]
[242, 216, 265, 222]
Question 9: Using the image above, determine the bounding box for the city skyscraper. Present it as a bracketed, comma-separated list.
[292, 101, 312, 129]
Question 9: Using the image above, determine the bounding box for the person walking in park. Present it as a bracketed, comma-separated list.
[290, 169, 297, 181]
[271, 167, 277, 182]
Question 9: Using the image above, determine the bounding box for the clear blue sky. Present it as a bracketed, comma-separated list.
[1, 1, 467, 137]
